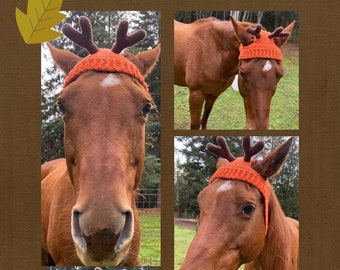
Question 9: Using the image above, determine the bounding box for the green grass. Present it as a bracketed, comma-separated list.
[139, 211, 161, 266]
[174, 45, 299, 130]
[175, 225, 245, 270]
[174, 225, 196, 270]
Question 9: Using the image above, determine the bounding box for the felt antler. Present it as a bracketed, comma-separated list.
[112, 20, 147, 53]
[246, 24, 262, 39]
[206, 136, 236, 162]
[207, 136, 264, 162]
[268, 26, 290, 39]
[242, 136, 264, 162]
[62, 16, 99, 54]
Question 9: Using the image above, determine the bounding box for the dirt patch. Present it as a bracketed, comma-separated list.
[281, 42, 299, 58]
[138, 208, 160, 215]
[175, 218, 197, 231]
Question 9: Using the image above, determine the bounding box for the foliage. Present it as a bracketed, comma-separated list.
[41, 11, 160, 190]
[174, 136, 299, 220]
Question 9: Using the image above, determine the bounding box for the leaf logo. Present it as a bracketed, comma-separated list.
[16, 0, 66, 44]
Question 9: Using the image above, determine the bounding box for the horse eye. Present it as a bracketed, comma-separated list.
[239, 70, 246, 79]
[56, 99, 66, 114]
[141, 102, 153, 117]
[241, 204, 256, 216]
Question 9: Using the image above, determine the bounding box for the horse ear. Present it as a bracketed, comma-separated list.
[128, 44, 161, 78]
[216, 158, 229, 169]
[271, 21, 295, 47]
[230, 16, 255, 46]
[47, 43, 82, 75]
[252, 137, 293, 179]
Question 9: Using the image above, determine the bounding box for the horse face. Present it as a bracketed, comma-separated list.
[57, 71, 150, 265]
[238, 58, 284, 130]
[181, 179, 266, 270]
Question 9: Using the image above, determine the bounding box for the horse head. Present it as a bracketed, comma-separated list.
[47, 16, 160, 265]
[231, 17, 295, 129]
[180, 136, 293, 270]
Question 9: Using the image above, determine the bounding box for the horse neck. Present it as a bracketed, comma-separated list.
[256, 187, 296, 270]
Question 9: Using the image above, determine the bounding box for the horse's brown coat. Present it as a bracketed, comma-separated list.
[180, 138, 299, 270]
[41, 42, 160, 266]
[174, 17, 295, 130]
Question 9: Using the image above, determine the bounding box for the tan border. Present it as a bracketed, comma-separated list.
[1, 0, 340, 269]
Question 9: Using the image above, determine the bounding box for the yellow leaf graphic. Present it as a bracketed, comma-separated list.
[16, 0, 66, 44]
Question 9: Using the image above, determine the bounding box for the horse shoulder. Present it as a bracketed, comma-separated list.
[41, 158, 77, 265]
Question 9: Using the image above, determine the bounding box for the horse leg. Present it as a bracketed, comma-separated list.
[201, 94, 218, 130]
[189, 90, 205, 130]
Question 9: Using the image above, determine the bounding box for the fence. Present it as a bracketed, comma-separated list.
[137, 189, 161, 209]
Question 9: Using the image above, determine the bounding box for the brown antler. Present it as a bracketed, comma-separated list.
[206, 137, 236, 162]
[243, 137, 264, 162]
[112, 20, 147, 53]
[246, 24, 262, 39]
[62, 16, 99, 54]
[268, 26, 290, 39]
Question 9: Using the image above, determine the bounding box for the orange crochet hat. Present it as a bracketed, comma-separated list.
[61, 16, 148, 90]
[209, 157, 270, 233]
[239, 30, 283, 61]
[64, 48, 148, 90]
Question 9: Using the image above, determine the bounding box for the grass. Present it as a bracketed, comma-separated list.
[174, 44, 299, 130]
[174, 225, 245, 270]
[139, 211, 161, 266]
[174, 225, 196, 270]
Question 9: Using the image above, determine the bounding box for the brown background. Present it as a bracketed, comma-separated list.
[1, 0, 339, 269]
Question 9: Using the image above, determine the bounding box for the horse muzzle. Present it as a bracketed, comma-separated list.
[71, 206, 134, 266]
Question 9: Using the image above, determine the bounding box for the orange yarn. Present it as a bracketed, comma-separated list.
[210, 157, 271, 233]
[239, 30, 283, 61]
[64, 48, 148, 91]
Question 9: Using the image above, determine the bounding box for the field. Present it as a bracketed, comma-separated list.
[139, 210, 161, 266]
[174, 43, 299, 130]
[175, 224, 244, 270]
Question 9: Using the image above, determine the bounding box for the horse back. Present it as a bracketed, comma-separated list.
[174, 18, 239, 91]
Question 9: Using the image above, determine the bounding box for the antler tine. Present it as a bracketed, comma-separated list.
[206, 136, 236, 162]
[112, 20, 147, 53]
[62, 16, 98, 54]
[246, 24, 262, 39]
[243, 137, 264, 162]
[268, 26, 290, 39]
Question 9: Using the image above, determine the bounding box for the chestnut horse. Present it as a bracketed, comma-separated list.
[180, 137, 299, 270]
[41, 17, 160, 266]
[174, 17, 295, 129]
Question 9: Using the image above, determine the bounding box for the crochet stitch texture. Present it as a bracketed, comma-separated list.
[239, 30, 283, 61]
[64, 48, 148, 91]
[210, 157, 271, 233]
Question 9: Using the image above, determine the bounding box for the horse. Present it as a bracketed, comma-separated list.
[180, 137, 299, 270]
[41, 16, 160, 266]
[174, 17, 295, 130]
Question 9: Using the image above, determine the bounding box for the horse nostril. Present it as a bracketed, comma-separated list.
[115, 210, 134, 252]
[71, 209, 87, 251]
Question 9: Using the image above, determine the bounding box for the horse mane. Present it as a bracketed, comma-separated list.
[257, 186, 294, 269]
